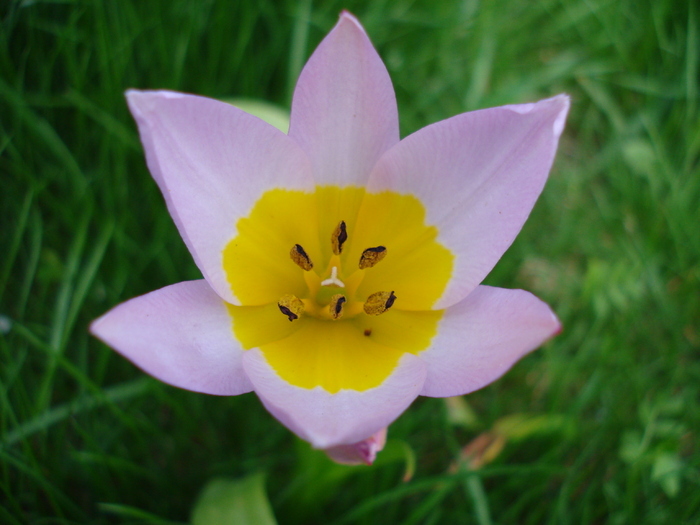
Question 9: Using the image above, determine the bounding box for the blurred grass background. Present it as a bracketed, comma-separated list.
[1, 0, 698, 523]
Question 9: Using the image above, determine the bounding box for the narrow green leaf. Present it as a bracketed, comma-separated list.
[3, 377, 151, 446]
[99, 502, 185, 524]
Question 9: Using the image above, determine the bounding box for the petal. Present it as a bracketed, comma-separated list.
[126, 90, 314, 305]
[91, 280, 253, 396]
[288, 12, 399, 187]
[419, 285, 560, 398]
[253, 317, 414, 393]
[324, 427, 387, 465]
[242, 349, 426, 448]
[348, 191, 453, 311]
[230, 292, 441, 393]
[367, 95, 570, 308]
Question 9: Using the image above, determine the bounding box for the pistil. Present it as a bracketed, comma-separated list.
[320, 266, 345, 287]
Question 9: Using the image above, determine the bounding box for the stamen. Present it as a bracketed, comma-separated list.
[363, 291, 397, 316]
[328, 294, 346, 320]
[331, 220, 348, 255]
[320, 266, 345, 287]
[277, 294, 304, 322]
[290, 244, 313, 271]
[359, 246, 387, 269]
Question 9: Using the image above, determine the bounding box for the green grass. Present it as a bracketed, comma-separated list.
[1, 0, 698, 523]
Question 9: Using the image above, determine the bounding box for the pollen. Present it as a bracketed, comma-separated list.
[329, 294, 347, 320]
[278, 294, 305, 321]
[290, 244, 314, 271]
[359, 246, 387, 269]
[363, 291, 397, 316]
[331, 220, 348, 255]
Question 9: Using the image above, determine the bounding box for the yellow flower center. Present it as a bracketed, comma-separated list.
[223, 186, 453, 393]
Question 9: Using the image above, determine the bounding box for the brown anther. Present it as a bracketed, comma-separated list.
[359, 246, 387, 269]
[331, 220, 348, 255]
[363, 291, 397, 316]
[364, 328, 372, 336]
[290, 244, 313, 271]
[277, 294, 304, 322]
[328, 294, 346, 320]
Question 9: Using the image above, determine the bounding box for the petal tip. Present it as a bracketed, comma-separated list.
[125, 89, 186, 114]
[553, 322, 563, 337]
[505, 94, 570, 138]
[337, 11, 366, 33]
[88, 318, 102, 340]
[125, 89, 157, 118]
[89, 311, 112, 341]
[551, 94, 570, 137]
[125, 87, 154, 103]
[323, 427, 388, 465]
[550, 312, 563, 337]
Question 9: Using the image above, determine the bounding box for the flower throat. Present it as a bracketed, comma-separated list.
[221, 186, 452, 392]
[281, 219, 396, 323]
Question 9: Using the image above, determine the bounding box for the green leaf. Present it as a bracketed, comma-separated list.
[619, 430, 645, 464]
[98, 502, 184, 524]
[191, 473, 277, 525]
[651, 453, 683, 499]
[374, 439, 417, 482]
[222, 99, 291, 133]
[492, 413, 572, 441]
[621, 138, 657, 179]
[444, 396, 480, 429]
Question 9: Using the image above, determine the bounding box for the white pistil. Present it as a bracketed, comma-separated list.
[320, 266, 345, 287]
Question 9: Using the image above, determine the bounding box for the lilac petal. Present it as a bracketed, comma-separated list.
[242, 349, 426, 449]
[126, 90, 314, 305]
[367, 95, 570, 309]
[288, 12, 399, 186]
[324, 427, 388, 465]
[419, 285, 560, 398]
[91, 280, 253, 396]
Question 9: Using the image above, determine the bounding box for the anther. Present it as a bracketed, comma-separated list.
[277, 294, 304, 322]
[331, 220, 348, 255]
[363, 291, 397, 316]
[359, 246, 387, 269]
[329, 294, 347, 320]
[290, 244, 313, 271]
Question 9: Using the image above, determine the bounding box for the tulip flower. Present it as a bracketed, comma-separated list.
[91, 12, 568, 462]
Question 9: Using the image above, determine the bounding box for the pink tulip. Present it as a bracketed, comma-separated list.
[91, 12, 568, 462]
